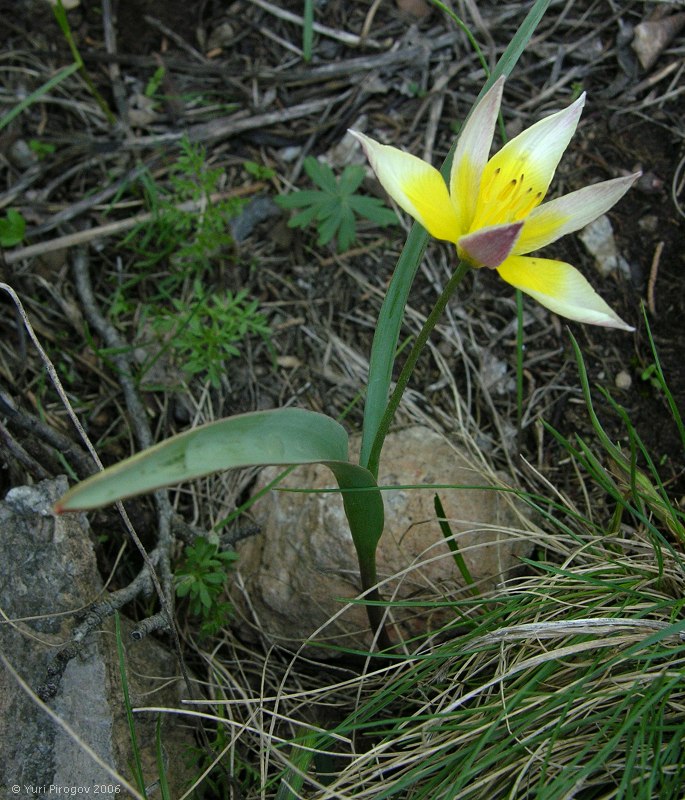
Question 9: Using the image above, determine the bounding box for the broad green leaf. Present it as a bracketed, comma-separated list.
[56, 407, 386, 597]
[57, 406, 386, 602]
[56, 408, 349, 512]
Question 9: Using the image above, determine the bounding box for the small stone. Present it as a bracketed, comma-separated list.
[8, 139, 36, 169]
[638, 215, 659, 233]
[578, 215, 630, 278]
[396, 0, 431, 19]
[230, 197, 280, 243]
[615, 370, 632, 390]
[207, 21, 235, 51]
[632, 13, 685, 71]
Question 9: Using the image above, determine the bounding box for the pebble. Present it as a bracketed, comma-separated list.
[615, 370, 632, 390]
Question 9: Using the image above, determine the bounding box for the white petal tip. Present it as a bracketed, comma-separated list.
[602, 318, 635, 333]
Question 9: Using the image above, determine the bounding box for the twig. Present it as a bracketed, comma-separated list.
[249, 0, 386, 49]
[0, 419, 51, 481]
[4, 186, 261, 265]
[647, 240, 664, 316]
[122, 95, 348, 149]
[24, 162, 151, 239]
[360, 0, 384, 41]
[102, 0, 130, 126]
[672, 151, 685, 220]
[0, 390, 96, 478]
[69, 249, 182, 634]
[144, 14, 209, 63]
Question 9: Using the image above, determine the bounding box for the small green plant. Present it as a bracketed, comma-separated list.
[640, 362, 662, 392]
[152, 281, 271, 388]
[144, 65, 166, 99]
[175, 537, 238, 637]
[28, 139, 56, 159]
[276, 156, 398, 252]
[0, 209, 26, 247]
[115, 135, 244, 309]
[243, 160, 276, 180]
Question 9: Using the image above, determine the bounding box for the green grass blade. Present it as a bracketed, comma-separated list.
[51, 0, 116, 124]
[642, 304, 685, 450]
[115, 612, 148, 799]
[302, 0, 314, 61]
[275, 730, 318, 800]
[0, 63, 80, 132]
[358, 0, 553, 471]
[155, 716, 171, 800]
[434, 493, 477, 593]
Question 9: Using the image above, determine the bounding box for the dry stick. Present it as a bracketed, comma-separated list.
[3, 187, 260, 265]
[144, 14, 209, 63]
[247, 32, 458, 85]
[647, 240, 664, 316]
[0, 418, 51, 480]
[70, 248, 174, 570]
[249, 0, 386, 49]
[122, 95, 345, 149]
[24, 161, 151, 239]
[101, 0, 130, 127]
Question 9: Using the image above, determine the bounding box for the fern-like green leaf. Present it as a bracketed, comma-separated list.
[276, 156, 397, 252]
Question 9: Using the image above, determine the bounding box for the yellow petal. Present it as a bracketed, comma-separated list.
[514, 174, 640, 255]
[497, 255, 634, 330]
[349, 131, 459, 242]
[449, 77, 504, 235]
[471, 94, 586, 230]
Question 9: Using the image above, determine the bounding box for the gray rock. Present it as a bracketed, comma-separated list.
[578, 214, 630, 278]
[232, 427, 531, 654]
[0, 477, 193, 792]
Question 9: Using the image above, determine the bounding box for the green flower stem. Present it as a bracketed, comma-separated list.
[358, 559, 393, 652]
[515, 287, 524, 450]
[366, 260, 471, 478]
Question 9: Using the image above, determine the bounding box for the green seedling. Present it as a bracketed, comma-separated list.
[0, 209, 26, 247]
[244, 160, 276, 180]
[276, 156, 398, 252]
[175, 536, 239, 637]
[151, 282, 271, 389]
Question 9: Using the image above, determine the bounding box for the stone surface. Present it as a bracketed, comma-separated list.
[232, 427, 531, 653]
[0, 477, 193, 793]
[578, 214, 630, 278]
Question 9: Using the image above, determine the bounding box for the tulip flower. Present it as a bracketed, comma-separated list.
[350, 78, 639, 330]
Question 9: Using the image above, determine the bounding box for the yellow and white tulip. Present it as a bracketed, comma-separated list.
[351, 78, 639, 330]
